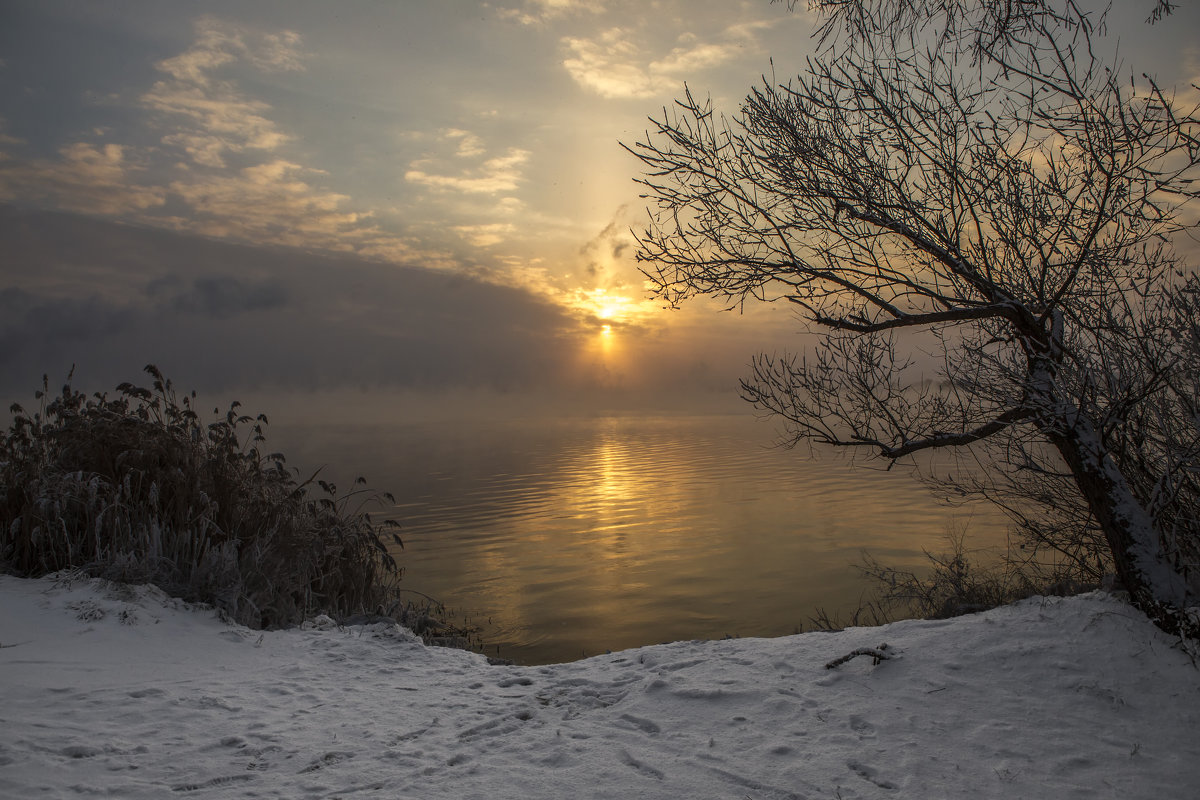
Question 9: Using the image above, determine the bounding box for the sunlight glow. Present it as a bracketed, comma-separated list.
[569, 288, 656, 327]
[597, 322, 616, 357]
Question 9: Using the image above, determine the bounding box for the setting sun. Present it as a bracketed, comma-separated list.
[569, 288, 649, 328]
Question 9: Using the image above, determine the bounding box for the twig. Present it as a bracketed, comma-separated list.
[825, 643, 892, 669]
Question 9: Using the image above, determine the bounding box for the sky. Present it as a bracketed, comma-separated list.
[1, 0, 1197, 416]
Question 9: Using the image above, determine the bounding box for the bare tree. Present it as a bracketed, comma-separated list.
[782, 0, 1177, 44]
[626, 0, 1200, 635]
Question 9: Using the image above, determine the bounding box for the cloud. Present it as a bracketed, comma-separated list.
[454, 222, 519, 247]
[148, 275, 288, 319]
[0, 117, 24, 149]
[0, 206, 799, 412]
[154, 17, 303, 84]
[0, 274, 287, 371]
[563, 28, 659, 99]
[650, 40, 742, 75]
[444, 128, 487, 158]
[142, 23, 421, 260]
[564, 205, 663, 324]
[579, 204, 633, 276]
[499, 0, 605, 26]
[561, 21, 771, 99]
[166, 159, 380, 248]
[142, 17, 301, 169]
[0, 206, 589, 397]
[401, 129, 543, 249]
[0, 17, 426, 267]
[406, 145, 531, 195]
[0, 143, 167, 215]
[0, 287, 137, 365]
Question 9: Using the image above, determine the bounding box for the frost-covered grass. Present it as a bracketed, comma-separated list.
[0, 367, 409, 630]
[1, 573, 1197, 798]
[851, 529, 1103, 624]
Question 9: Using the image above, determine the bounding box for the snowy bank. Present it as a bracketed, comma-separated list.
[1, 574, 1197, 799]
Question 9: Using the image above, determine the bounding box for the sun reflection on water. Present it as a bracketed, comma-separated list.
[282, 416, 1013, 664]
[586, 431, 638, 561]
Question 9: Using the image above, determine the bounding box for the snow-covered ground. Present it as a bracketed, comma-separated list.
[1, 574, 1197, 799]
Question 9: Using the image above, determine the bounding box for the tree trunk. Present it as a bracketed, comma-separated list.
[1044, 411, 1197, 636]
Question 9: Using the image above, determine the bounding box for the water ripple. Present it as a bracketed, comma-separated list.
[276, 414, 1009, 664]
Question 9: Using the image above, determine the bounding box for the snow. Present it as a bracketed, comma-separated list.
[1, 574, 1198, 799]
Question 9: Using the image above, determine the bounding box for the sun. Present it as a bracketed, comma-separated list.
[572, 289, 637, 327]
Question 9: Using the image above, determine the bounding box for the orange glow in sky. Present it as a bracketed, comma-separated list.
[0, 1, 1192, 401]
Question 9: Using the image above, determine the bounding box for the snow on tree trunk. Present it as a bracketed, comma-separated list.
[1045, 409, 1195, 619]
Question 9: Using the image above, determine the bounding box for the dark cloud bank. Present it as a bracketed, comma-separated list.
[0, 205, 589, 402]
[0, 206, 770, 421]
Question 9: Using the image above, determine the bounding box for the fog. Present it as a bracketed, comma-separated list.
[0, 205, 797, 422]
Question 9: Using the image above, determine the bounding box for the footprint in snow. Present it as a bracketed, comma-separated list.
[496, 676, 533, 688]
[171, 774, 255, 792]
[848, 759, 898, 790]
[60, 744, 102, 758]
[299, 750, 355, 773]
[848, 714, 876, 737]
[619, 748, 664, 780]
[617, 713, 661, 735]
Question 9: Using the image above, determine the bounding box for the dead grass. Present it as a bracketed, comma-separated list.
[808, 523, 1102, 631]
[0, 366, 416, 630]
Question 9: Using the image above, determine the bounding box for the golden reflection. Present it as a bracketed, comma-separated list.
[372, 415, 1016, 664]
[584, 430, 639, 562]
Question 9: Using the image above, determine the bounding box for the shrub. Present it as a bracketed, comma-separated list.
[0, 366, 405, 629]
[807, 523, 1102, 632]
[857, 528, 1098, 622]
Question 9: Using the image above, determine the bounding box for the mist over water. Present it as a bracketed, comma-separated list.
[273, 413, 1010, 665]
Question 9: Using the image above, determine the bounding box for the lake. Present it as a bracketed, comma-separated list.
[272, 412, 1010, 664]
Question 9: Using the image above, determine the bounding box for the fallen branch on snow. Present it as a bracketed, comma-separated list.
[825, 643, 892, 669]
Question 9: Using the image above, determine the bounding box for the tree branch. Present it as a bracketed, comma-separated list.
[876, 407, 1036, 460]
[811, 303, 1018, 332]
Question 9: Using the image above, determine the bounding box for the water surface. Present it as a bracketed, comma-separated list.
[274, 413, 1009, 664]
